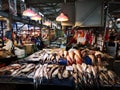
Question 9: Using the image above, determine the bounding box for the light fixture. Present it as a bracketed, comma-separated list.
[23, 8, 36, 17]
[56, 12, 69, 22]
[43, 21, 51, 26]
[117, 18, 120, 22]
[31, 14, 42, 21]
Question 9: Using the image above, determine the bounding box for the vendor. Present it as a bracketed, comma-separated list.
[106, 35, 118, 59]
[2, 37, 13, 52]
[67, 30, 86, 49]
[76, 30, 86, 46]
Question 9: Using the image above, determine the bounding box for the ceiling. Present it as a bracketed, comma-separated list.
[25, 0, 76, 21]
[108, 1, 120, 19]
[1, 0, 120, 25]
[25, 0, 120, 22]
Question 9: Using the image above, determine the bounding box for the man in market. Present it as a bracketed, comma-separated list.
[106, 35, 119, 59]
[34, 36, 44, 50]
[2, 36, 14, 52]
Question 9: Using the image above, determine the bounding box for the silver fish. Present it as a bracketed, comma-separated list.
[72, 64, 77, 73]
[21, 64, 35, 73]
[48, 65, 59, 79]
[81, 63, 87, 72]
[34, 64, 42, 78]
[76, 64, 83, 73]
[52, 68, 59, 78]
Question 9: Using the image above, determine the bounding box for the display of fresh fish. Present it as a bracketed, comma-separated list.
[0, 48, 120, 88]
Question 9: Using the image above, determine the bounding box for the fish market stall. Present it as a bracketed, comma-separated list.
[0, 48, 119, 90]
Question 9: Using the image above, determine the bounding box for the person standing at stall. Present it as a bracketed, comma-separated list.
[2, 36, 13, 52]
[106, 35, 118, 59]
[35, 36, 44, 50]
[67, 30, 86, 49]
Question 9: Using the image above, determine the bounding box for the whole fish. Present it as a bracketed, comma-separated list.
[58, 65, 66, 79]
[52, 68, 59, 78]
[73, 49, 81, 58]
[12, 64, 27, 76]
[34, 64, 42, 78]
[74, 54, 82, 64]
[64, 50, 68, 58]
[21, 64, 35, 73]
[81, 63, 87, 72]
[48, 65, 59, 79]
[68, 50, 75, 63]
[76, 64, 83, 73]
[72, 64, 77, 73]
[43, 64, 49, 79]
[66, 55, 73, 65]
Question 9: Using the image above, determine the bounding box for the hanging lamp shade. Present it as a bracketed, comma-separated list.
[43, 21, 51, 26]
[23, 8, 36, 17]
[56, 13, 69, 21]
[31, 14, 42, 21]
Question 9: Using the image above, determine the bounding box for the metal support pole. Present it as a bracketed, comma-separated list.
[34, 25, 35, 35]
[15, 23, 17, 32]
[103, 0, 109, 51]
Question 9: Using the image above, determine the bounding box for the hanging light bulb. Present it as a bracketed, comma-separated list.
[31, 14, 42, 21]
[56, 12, 69, 22]
[23, 8, 37, 17]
